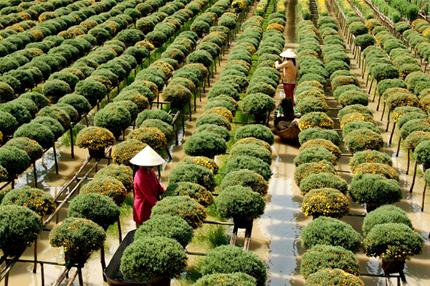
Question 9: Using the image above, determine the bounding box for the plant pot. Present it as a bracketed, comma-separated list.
[233, 216, 253, 229]
[104, 230, 171, 286]
[365, 202, 379, 213]
[88, 147, 105, 159]
[381, 258, 405, 274]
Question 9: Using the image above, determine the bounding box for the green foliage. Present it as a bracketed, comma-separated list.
[223, 155, 272, 181]
[216, 186, 265, 219]
[164, 182, 213, 206]
[127, 127, 167, 154]
[200, 245, 267, 286]
[0, 101, 32, 125]
[80, 176, 127, 206]
[0, 205, 42, 256]
[371, 64, 399, 82]
[196, 113, 231, 130]
[298, 127, 341, 145]
[2, 187, 55, 217]
[32, 116, 64, 139]
[221, 170, 268, 196]
[136, 109, 173, 125]
[363, 205, 412, 235]
[37, 105, 71, 129]
[5, 137, 43, 162]
[294, 161, 336, 185]
[20, 92, 49, 110]
[235, 124, 274, 145]
[0, 82, 15, 103]
[300, 244, 359, 278]
[195, 273, 257, 286]
[75, 78, 108, 106]
[112, 139, 146, 165]
[305, 269, 364, 286]
[68, 193, 119, 230]
[338, 90, 368, 107]
[0, 110, 18, 135]
[364, 223, 423, 260]
[58, 94, 92, 115]
[163, 84, 192, 110]
[169, 162, 215, 191]
[94, 164, 133, 191]
[300, 172, 348, 194]
[114, 90, 149, 111]
[187, 49, 213, 67]
[344, 129, 383, 153]
[294, 147, 337, 166]
[400, 118, 430, 139]
[354, 34, 375, 49]
[42, 79, 71, 103]
[14, 122, 54, 149]
[350, 174, 401, 206]
[337, 104, 372, 121]
[49, 217, 105, 267]
[353, 163, 399, 180]
[350, 150, 392, 172]
[301, 216, 362, 252]
[377, 78, 407, 96]
[230, 143, 272, 165]
[152, 196, 207, 228]
[94, 103, 132, 138]
[240, 93, 275, 123]
[76, 126, 115, 150]
[184, 131, 227, 158]
[120, 236, 187, 281]
[342, 121, 379, 137]
[135, 214, 193, 247]
[414, 140, 430, 164]
[0, 146, 31, 178]
[196, 124, 230, 141]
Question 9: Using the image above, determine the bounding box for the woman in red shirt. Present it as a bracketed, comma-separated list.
[130, 146, 166, 226]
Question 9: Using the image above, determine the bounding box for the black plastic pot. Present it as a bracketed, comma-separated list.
[88, 147, 105, 159]
[104, 230, 170, 286]
[233, 216, 253, 229]
[382, 258, 405, 275]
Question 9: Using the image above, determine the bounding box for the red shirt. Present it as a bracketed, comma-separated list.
[133, 167, 165, 225]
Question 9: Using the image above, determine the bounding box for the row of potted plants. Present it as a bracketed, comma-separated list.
[0, 0, 135, 97]
[0, 0, 89, 30]
[344, 0, 430, 183]
[0, 0, 212, 180]
[239, 8, 285, 123]
[191, 5, 278, 284]
[37, 0, 229, 276]
[0, 3, 224, 280]
[294, 3, 365, 284]
[331, 0, 426, 277]
[46, 0, 237, 277]
[117, 2, 273, 284]
[0, 0, 94, 56]
[105, 0, 233, 160]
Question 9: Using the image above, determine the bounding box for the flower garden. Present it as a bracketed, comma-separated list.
[0, 0, 429, 285]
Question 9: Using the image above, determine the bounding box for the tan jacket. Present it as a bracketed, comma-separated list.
[277, 59, 297, 83]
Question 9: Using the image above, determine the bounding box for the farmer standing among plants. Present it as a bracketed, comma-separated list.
[130, 145, 165, 226]
[275, 48, 297, 106]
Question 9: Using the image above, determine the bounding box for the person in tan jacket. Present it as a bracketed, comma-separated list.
[275, 48, 297, 107]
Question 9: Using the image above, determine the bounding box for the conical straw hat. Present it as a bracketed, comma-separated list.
[280, 48, 296, 58]
[129, 145, 166, 166]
